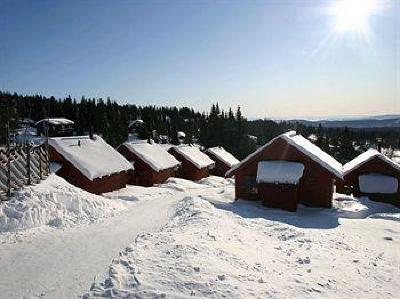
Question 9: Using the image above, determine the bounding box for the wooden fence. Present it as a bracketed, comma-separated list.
[0, 143, 49, 201]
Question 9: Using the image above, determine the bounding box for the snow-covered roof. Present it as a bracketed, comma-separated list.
[308, 134, 318, 142]
[49, 135, 133, 180]
[393, 150, 400, 164]
[123, 141, 180, 172]
[358, 173, 398, 194]
[257, 161, 304, 185]
[36, 118, 74, 126]
[343, 149, 400, 176]
[206, 147, 240, 167]
[172, 145, 215, 169]
[226, 131, 343, 179]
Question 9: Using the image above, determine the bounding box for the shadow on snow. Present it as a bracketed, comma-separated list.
[203, 194, 400, 230]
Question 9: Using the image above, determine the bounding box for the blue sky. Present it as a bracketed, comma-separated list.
[0, 0, 398, 118]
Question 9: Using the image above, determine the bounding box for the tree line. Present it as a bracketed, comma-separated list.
[1, 91, 399, 162]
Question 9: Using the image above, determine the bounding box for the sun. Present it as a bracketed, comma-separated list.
[331, 0, 377, 35]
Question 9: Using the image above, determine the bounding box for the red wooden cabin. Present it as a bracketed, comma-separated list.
[205, 146, 240, 177]
[341, 149, 400, 206]
[48, 135, 133, 194]
[169, 145, 215, 181]
[226, 131, 343, 211]
[118, 141, 180, 187]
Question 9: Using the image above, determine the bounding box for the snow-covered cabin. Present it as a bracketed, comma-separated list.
[48, 135, 133, 194]
[226, 131, 343, 211]
[168, 145, 215, 181]
[118, 140, 181, 186]
[36, 118, 74, 137]
[205, 146, 240, 177]
[340, 149, 400, 206]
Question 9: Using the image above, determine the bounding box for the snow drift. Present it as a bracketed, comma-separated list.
[0, 174, 127, 232]
[85, 195, 400, 298]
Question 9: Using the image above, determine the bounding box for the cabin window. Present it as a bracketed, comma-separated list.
[244, 176, 257, 194]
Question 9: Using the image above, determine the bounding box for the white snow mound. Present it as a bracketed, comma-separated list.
[85, 195, 400, 298]
[0, 174, 127, 232]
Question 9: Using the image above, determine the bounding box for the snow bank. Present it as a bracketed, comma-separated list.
[227, 131, 342, 179]
[343, 148, 400, 175]
[172, 145, 215, 169]
[206, 147, 240, 167]
[49, 135, 133, 180]
[0, 174, 127, 232]
[123, 141, 180, 172]
[104, 185, 175, 202]
[85, 195, 400, 298]
[198, 176, 235, 187]
[161, 176, 233, 192]
[257, 161, 304, 184]
[359, 174, 398, 194]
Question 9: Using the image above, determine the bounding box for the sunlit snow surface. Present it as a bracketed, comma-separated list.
[85, 181, 400, 299]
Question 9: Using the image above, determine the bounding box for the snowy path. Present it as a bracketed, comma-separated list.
[0, 194, 182, 299]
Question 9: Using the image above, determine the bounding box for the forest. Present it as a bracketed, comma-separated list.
[1, 91, 399, 163]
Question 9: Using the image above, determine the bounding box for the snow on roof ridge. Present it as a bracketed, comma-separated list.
[226, 130, 343, 179]
[282, 133, 343, 179]
[172, 144, 215, 169]
[343, 148, 400, 175]
[226, 131, 293, 177]
[123, 141, 180, 172]
[49, 135, 133, 180]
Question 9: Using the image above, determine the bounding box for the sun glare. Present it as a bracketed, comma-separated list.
[331, 0, 377, 35]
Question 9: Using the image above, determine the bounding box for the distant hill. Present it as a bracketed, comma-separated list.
[284, 115, 400, 128]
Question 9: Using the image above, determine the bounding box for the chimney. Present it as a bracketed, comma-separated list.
[376, 138, 382, 153]
[89, 126, 94, 140]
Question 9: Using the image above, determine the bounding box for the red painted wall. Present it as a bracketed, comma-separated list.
[49, 146, 130, 194]
[206, 151, 232, 177]
[168, 148, 210, 181]
[258, 183, 299, 212]
[342, 156, 400, 205]
[118, 145, 177, 187]
[229, 137, 336, 208]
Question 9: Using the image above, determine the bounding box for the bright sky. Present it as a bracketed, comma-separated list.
[0, 0, 398, 119]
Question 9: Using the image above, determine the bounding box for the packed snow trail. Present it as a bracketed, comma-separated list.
[0, 194, 182, 299]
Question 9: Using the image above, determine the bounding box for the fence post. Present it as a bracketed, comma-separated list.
[6, 148, 11, 198]
[27, 145, 31, 185]
[38, 148, 43, 180]
[6, 122, 11, 199]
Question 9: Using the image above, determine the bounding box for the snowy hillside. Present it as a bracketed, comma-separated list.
[85, 194, 400, 298]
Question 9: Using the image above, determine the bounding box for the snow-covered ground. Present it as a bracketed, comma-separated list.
[0, 175, 233, 299]
[1, 174, 400, 298]
[85, 191, 400, 298]
[0, 174, 128, 233]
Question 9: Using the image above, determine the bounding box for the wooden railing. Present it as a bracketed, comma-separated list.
[0, 143, 49, 201]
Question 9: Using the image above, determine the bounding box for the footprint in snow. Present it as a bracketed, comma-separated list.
[297, 257, 311, 265]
